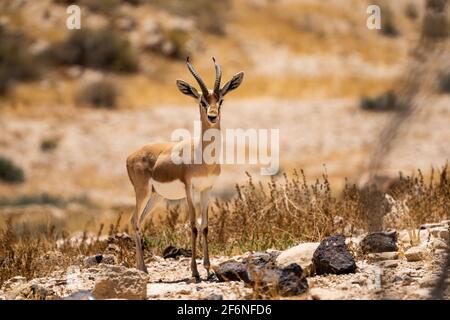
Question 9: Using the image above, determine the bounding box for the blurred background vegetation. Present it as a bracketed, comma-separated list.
[0, 0, 449, 257]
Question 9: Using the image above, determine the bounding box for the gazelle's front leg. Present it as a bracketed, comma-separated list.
[185, 183, 200, 281]
[200, 189, 211, 278]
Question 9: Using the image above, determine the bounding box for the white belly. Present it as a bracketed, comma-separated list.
[151, 179, 186, 200]
[191, 176, 218, 191]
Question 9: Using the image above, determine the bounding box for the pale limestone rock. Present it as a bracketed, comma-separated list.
[405, 246, 428, 262]
[367, 252, 399, 262]
[92, 265, 148, 300]
[276, 242, 319, 271]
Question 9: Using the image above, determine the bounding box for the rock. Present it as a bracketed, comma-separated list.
[213, 260, 250, 282]
[405, 246, 428, 262]
[244, 251, 279, 268]
[162, 245, 191, 259]
[420, 222, 448, 230]
[430, 227, 449, 240]
[398, 229, 429, 245]
[1, 276, 27, 292]
[360, 230, 398, 253]
[92, 265, 148, 300]
[83, 254, 117, 267]
[6, 282, 57, 300]
[380, 260, 398, 268]
[248, 263, 308, 297]
[430, 238, 448, 250]
[367, 252, 399, 262]
[215, 252, 307, 297]
[312, 235, 357, 275]
[275, 242, 319, 272]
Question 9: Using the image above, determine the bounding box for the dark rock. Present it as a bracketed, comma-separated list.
[162, 245, 192, 259]
[248, 263, 308, 297]
[214, 260, 250, 282]
[312, 235, 357, 275]
[360, 230, 398, 253]
[215, 252, 308, 297]
[83, 254, 117, 267]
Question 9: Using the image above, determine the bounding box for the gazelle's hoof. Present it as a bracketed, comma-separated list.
[187, 274, 201, 283]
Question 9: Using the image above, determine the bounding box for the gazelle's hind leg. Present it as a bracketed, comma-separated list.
[127, 165, 152, 273]
[200, 189, 211, 278]
[139, 189, 163, 225]
[185, 183, 200, 281]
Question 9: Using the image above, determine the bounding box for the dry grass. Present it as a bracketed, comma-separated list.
[1, 165, 448, 286]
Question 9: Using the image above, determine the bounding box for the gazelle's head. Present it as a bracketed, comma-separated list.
[176, 57, 244, 127]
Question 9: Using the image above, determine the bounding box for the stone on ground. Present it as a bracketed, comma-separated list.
[312, 235, 357, 275]
[92, 265, 148, 300]
[360, 230, 398, 253]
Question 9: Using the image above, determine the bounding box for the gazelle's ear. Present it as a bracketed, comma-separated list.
[176, 79, 200, 99]
[220, 72, 244, 97]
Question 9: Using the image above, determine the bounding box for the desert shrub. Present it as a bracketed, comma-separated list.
[0, 156, 25, 184]
[53, 0, 142, 12]
[405, 2, 419, 20]
[76, 79, 119, 109]
[438, 71, 450, 93]
[40, 138, 59, 152]
[49, 28, 138, 73]
[0, 27, 39, 95]
[152, 0, 231, 35]
[421, 0, 449, 39]
[360, 90, 399, 111]
[0, 193, 91, 208]
[141, 166, 450, 255]
[164, 28, 190, 59]
[381, 5, 400, 37]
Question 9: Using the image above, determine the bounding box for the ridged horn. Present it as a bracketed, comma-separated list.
[186, 57, 209, 97]
[212, 57, 222, 96]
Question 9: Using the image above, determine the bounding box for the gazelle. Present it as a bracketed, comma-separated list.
[126, 57, 244, 280]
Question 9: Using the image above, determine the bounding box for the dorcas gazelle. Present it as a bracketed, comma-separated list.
[126, 57, 244, 280]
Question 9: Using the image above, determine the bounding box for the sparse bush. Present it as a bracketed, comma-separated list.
[49, 28, 138, 73]
[360, 90, 400, 112]
[152, 0, 231, 35]
[0, 27, 39, 95]
[0, 156, 25, 184]
[164, 28, 190, 59]
[405, 3, 419, 20]
[76, 79, 119, 109]
[40, 138, 59, 152]
[421, 0, 449, 39]
[438, 72, 450, 94]
[0, 193, 91, 208]
[381, 5, 400, 37]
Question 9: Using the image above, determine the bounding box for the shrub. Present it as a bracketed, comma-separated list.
[40, 138, 59, 152]
[0, 27, 39, 95]
[360, 90, 400, 112]
[0, 156, 25, 184]
[152, 0, 231, 35]
[405, 2, 419, 20]
[438, 71, 450, 94]
[49, 28, 138, 73]
[76, 79, 119, 109]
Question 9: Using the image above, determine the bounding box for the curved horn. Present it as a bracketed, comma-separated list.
[186, 57, 209, 97]
[212, 57, 222, 96]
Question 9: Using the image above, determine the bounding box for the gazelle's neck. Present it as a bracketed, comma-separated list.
[199, 115, 222, 164]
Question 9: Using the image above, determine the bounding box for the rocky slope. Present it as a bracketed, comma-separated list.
[1, 220, 448, 300]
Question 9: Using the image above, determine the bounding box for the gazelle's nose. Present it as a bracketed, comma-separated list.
[208, 115, 218, 123]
